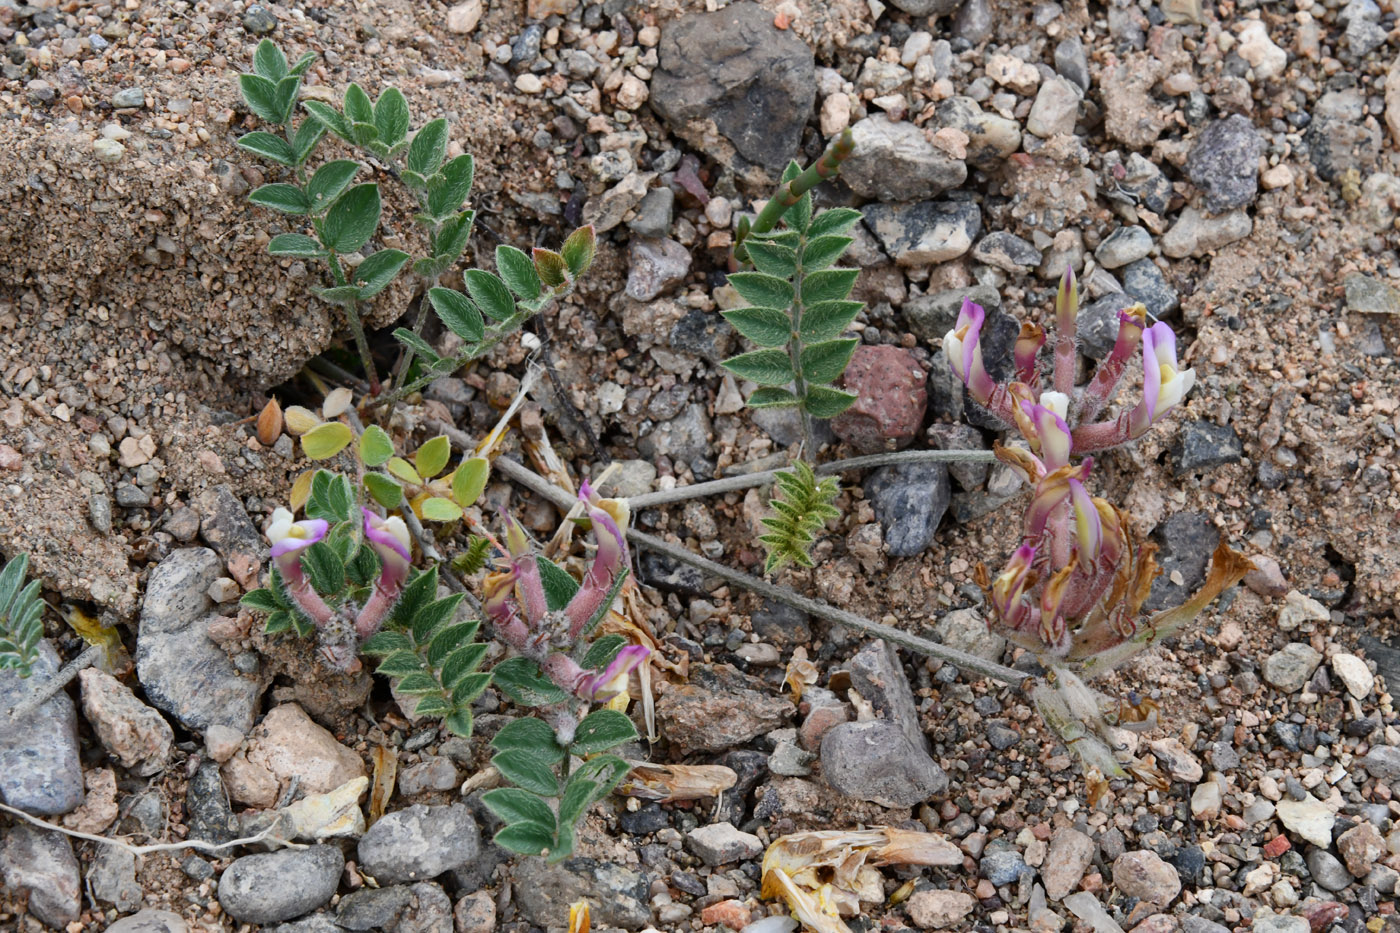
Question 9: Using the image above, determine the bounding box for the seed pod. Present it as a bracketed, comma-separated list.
[256, 398, 283, 446]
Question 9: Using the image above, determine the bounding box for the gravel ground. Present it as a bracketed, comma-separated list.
[2, 0, 1400, 931]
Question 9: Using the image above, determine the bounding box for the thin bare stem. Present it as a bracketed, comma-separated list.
[0, 800, 303, 854]
[486, 454, 1025, 689]
[8, 644, 102, 722]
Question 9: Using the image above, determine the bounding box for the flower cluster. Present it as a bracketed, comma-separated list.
[265, 505, 413, 671]
[946, 271, 1252, 790]
[483, 481, 650, 708]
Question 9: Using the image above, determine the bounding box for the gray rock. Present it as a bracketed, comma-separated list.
[398, 757, 459, 796]
[242, 4, 277, 33]
[1042, 828, 1096, 900]
[1054, 37, 1090, 91]
[89, 489, 114, 534]
[1344, 273, 1400, 315]
[163, 506, 201, 542]
[981, 849, 1031, 885]
[1360, 745, 1400, 782]
[847, 640, 926, 751]
[857, 59, 913, 97]
[0, 640, 84, 816]
[1172, 421, 1244, 474]
[1095, 226, 1153, 269]
[512, 857, 651, 930]
[842, 117, 967, 202]
[1078, 294, 1131, 360]
[1347, 16, 1387, 57]
[358, 804, 481, 883]
[1306, 117, 1380, 183]
[0, 824, 81, 927]
[1305, 849, 1351, 892]
[1121, 258, 1179, 319]
[1186, 115, 1264, 214]
[821, 719, 948, 807]
[669, 307, 735, 364]
[865, 462, 951, 557]
[397, 882, 453, 933]
[903, 285, 1002, 342]
[971, 231, 1041, 273]
[80, 666, 173, 776]
[1182, 917, 1232, 933]
[934, 608, 1005, 663]
[933, 97, 1021, 169]
[198, 484, 263, 566]
[187, 760, 237, 843]
[136, 548, 262, 733]
[1027, 76, 1082, 138]
[750, 600, 811, 646]
[265, 916, 342, 933]
[926, 423, 990, 490]
[864, 200, 981, 267]
[1106, 151, 1174, 214]
[1161, 207, 1253, 258]
[655, 664, 792, 754]
[336, 885, 413, 930]
[625, 237, 690, 301]
[650, 2, 815, 180]
[1263, 643, 1323, 693]
[685, 822, 764, 865]
[112, 87, 146, 109]
[627, 187, 673, 238]
[218, 845, 344, 925]
[115, 481, 150, 507]
[953, 0, 993, 44]
[1252, 914, 1309, 933]
[107, 910, 189, 933]
[1145, 511, 1219, 612]
[889, 0, 960, 14]
[90, 845, 143, 911]
[637, 402, 711, 465]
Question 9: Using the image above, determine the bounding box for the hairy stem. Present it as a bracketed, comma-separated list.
[735, 127, 854, 262]
[788, 243, 815, 460]
[329, 252, 380, 395]
[372, 308, 535, 410]
[7, 644, 102, 722]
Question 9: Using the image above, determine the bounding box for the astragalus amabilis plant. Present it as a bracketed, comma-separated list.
[945, 269, 1254, 797]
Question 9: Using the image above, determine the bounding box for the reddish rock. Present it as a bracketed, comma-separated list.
[1336, 821, 1385, 877]
[1262, 834, 1291, 858]
[0, 444, 20, 470]
[831, 345, 927, 454]
[1300, 901, 1347, 933]
[700, 899, 751, 930]
[798, 703, 850, 751]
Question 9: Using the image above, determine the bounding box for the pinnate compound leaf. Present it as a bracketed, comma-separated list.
[490, 717, 565, 761]
[359, 425, 394, 467]
[306, 160, 360, 213]
[302, 100, 351, 141]
[392, 329, 441, 366]
[802, 385, 859, 418]
[414, 435, 451, 479]
[727, 272, 794, 310]
[323, 184, 381, 254]
[253, 40, 288, 81]
[491, 657, 569, 707]
[237, 131, 295, 165]
[801, 235, 854, 272]
[451, 457, 489, 506]
[492, 750, 561, 796]
[560, 225, 596, 279]
[353, 249, 410, 298]
[360, 630, 413, 657]
[414, 695, 452, 717]
[745, 387, 799, 408]
[799, 338, 859, 385]
[806, 207, 864, 239]
[464, 270, 515, 322]
[744, 241, 798, 278]
[800, 300, 863, 343]
[364, 472, 402, 507]
[483, 788, 555, 830]
[496, 245, 541, 301]
[801, 268, 860, 305]
[407, 118, 449, 177]
[301, 421, 353, 460]
[249, 184, 311, 215]
[428, 288, 484, 342]
[722, 307, 792, 348]
[373, 87, 410, 147]
[722, 349, 795, 387]
[569, 709, 638, 757]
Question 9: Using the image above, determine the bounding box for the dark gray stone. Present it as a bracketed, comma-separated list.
[512, 857, 651, 930]
[638, 551, 708, 597]
[668, 307, 734, 364]
[0, 824, 81, 928]
[397, 882, 453, 933]
[863, 199, 981, 266]
[1078, 294, 1132, 360]
[217, 845, 343, 925]
[198, 484, 262, 566]
[650, 3, 815, 179]
[637, 402, 711, 465]
[889, 0, 960, 14]
[981, 849, 1031, 885]
[357, 804, 481, 883]
[1306, 117, 1381, 183]
[1054, 36, 1090, 91]
[843, 116, 967, 202]
[820, 720, 948, 807]
[846, 639, 926, 752]
[1172, 421, 1244, 473]
[90, 845, 143, 911]
[336, 885, 413, 930]
[627, 186, 674, 238]
[242, 4, 277, 33]
[1122, 258, 1179, 319]
[972, 231, 1041, 272]
[1145, 511, 1219, 611]
[115, 481, 151, 507]
[902, 285, 1003, 342]
[865, 462, 951, 557]
[750, 600, 811, 646]
[106, 910, 189, 933]
[1186, 115, 1264, 213]
[136, 548, 262, 733]
[954, 0, 993, 44]
[0, 640, 84, 815]
[1305, 849, 1351, 892]
[926, 423, 989, 490]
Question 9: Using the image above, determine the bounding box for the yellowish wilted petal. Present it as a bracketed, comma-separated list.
[616, 763, 737, 802]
